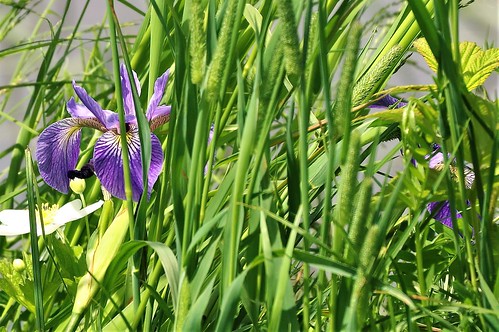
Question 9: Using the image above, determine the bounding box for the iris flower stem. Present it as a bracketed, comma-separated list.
[106, 0, 140, 312]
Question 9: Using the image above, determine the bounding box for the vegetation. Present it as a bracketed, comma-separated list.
[0, 0, 497, 330]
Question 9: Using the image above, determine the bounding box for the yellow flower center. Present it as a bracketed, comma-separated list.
[37, 203, 59, 225]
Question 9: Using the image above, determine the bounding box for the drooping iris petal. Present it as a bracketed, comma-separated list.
[92, 127, 164, 201]
[120, 64, 141, 116]
[146, 69, 170, 120]
[36, 119, 83, 193]
[72, 82, 120, 129]
[427, 201, 463, 229]
[148, 134, 165, 190]
[371, 95, 408, 109]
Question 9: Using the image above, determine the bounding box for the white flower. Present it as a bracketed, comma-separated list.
[0, 199, 104, 236]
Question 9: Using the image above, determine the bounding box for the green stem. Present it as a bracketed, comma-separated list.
[106, 0, 139, 311]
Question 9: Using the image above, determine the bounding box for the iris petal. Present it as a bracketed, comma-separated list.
[428, 151, 445, 169]
[93, 127, 164, 201]
[427, 201, 462, 229]
[72, 82, 120, 129]
[146, 69, 170, 121]
[120, 64, 141, 116]
[149, 105, 171, 131]
[36, 119, 82, 193]
[371, 95, 408, 109]
[67, 97, 95, 118]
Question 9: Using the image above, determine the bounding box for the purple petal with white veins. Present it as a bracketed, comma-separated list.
[147, 135, 164, 190]
[72, 82, 122, 129]
[120, 64, 141, 116]
[146, 69, 170, 120]
[427, 201, 462, 228]
[36, 119, 82, 193]
[93, 127, 164, 201]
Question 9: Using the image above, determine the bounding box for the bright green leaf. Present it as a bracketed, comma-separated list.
[414, 38, 499, 91]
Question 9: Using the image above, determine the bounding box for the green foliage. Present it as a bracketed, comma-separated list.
[414, 38, 499, 91]
[0, 0, 498, 331]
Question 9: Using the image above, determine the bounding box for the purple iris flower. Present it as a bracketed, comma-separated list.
[36, 64, 171, 201]
[425, 144, 475, 228]
[370, 95, 475, 229]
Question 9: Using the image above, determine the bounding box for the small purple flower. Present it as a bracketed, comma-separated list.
[425, 144, 474, 229]
[426, 201, 461, 229]
[370, 94, 408, 109]
[36, 64, 171, 201]
[371, 96, 475, 229]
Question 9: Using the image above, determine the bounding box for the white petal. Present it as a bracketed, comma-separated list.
[0, 223, 31, 236]
[0, 200, 104, 237]
[0, 210, 30, 226]
[53, 199, 104, 226]
[40, 222, 64, 235]
[0, 210, 31, 236]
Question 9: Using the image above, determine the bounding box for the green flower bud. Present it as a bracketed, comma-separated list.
[70, 178, 86, 194]
[13, 258, 26, 272]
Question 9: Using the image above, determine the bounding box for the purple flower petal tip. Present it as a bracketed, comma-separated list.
[427, 201, 458, 229]
[371, 95, 408, 109]
[146, 69, 171, 121]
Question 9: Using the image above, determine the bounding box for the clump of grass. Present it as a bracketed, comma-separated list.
[0, 0, 497, 331]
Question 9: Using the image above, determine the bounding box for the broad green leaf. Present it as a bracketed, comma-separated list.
[463, 93, 498, 165]
[414, 38, 499, 91]
[0, 259, 35, 313]
[244, 4, 262, 34]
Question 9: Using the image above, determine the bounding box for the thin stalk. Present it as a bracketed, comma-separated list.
[317, 0, 334, 327]
[3, 0, 68, 209]
[297, 0, 313, 328]
[25, 149, 44, 331]
[106, 0, 139, 311]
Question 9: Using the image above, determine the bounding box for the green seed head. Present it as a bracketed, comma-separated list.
[352, 45, 403, 107]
